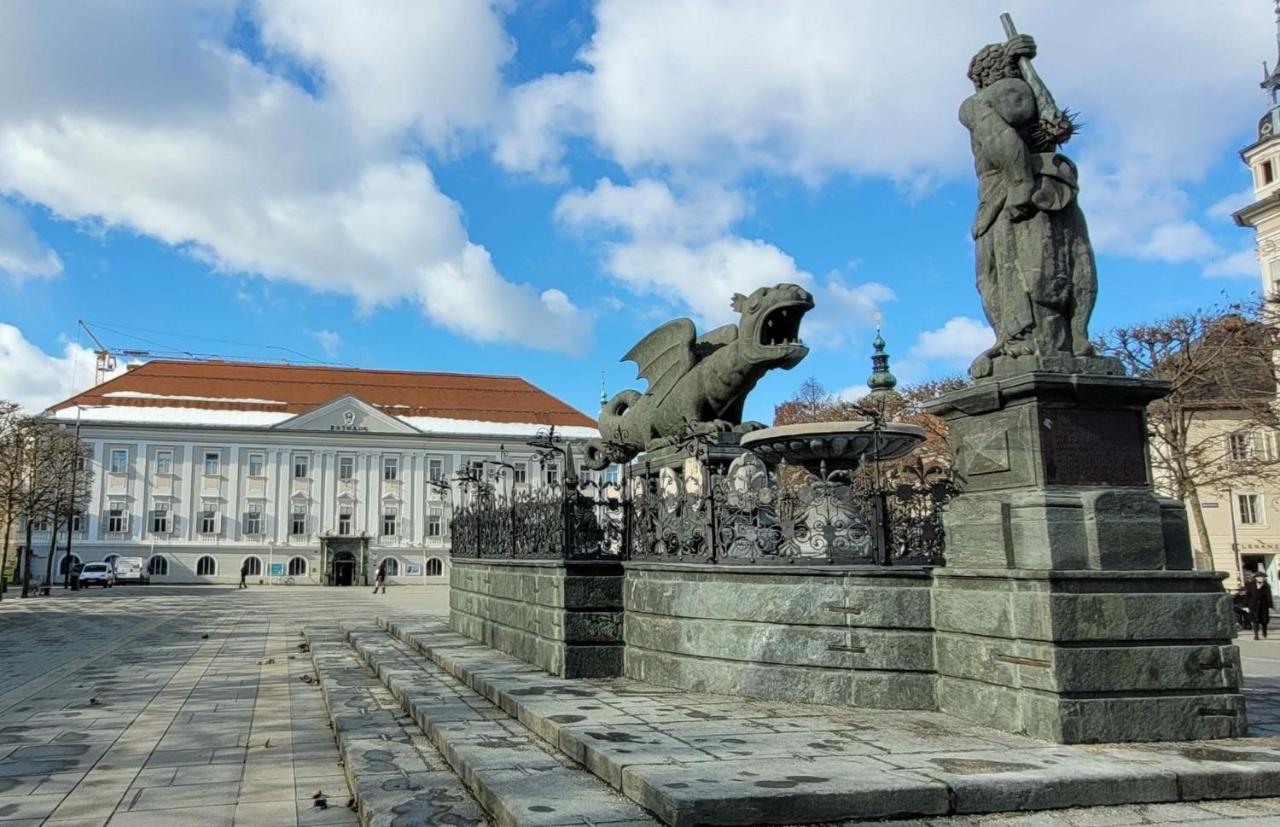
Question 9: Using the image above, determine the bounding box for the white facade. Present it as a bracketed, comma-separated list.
[24, 394, 592, 587]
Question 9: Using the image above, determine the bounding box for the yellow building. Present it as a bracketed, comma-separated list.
[1204, 27, 1280, 588]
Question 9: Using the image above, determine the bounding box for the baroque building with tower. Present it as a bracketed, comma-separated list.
[1184, 8, 1280, 586]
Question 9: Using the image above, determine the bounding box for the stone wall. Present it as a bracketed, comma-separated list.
[623, 562, 936, 709]
[932, 568, 1246, 743]
[449, 558, 624, 678]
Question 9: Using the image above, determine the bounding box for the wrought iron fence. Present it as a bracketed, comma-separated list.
[449, 453, 953, 567]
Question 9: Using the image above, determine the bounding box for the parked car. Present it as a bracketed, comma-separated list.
[78, 563, 115, 588]
[112, 557, 149, 585]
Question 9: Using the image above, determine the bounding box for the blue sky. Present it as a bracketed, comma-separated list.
[0, 1, 1273, 424]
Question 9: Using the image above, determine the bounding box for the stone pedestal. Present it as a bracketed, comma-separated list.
[925, 373, 1246, 743]
[449, 558, 624, 678]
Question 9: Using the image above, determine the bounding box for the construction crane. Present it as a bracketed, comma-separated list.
[77, 320, 344, 387]
[79, 320, 123, 387]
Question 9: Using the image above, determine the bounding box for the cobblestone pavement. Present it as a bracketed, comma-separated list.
[3, 586, 1280, 826]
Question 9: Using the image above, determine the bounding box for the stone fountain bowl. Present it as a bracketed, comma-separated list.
[739, 420, 926, 473]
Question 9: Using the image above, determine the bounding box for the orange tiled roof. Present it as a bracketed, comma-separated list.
[49, 360, 596, 428]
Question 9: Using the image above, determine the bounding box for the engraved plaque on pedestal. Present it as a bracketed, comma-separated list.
[1039, 409, 1148, 487]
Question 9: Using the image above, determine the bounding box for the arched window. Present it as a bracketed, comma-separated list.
[287, 556, 307, 577]
[103, 553, 119, 565]
[243, 556, 262, 576]
[379, 557, 399, 577]
[426, 557, 443, 577]
[59, 554, 81, 575]
[196, 555, 216, 576]
[148, 556, 168, 576]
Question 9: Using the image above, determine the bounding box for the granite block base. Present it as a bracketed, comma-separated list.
[932, 568, 1247, 743]
[448, 558, 624, 678]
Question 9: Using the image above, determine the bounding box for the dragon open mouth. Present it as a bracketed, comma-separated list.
[759, 301, 809, 348]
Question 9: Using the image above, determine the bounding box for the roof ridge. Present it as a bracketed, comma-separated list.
[132, 358, 525, 381]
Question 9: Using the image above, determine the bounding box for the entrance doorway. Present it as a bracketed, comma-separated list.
[320, 536, 369, 586]
[332, 551, 356, 587]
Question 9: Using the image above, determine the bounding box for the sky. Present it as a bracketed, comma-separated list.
[0, 0, 1274, 425]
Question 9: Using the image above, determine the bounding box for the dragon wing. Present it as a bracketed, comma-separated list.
[622, 318, 696, 401]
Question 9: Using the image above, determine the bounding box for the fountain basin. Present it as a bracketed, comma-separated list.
[739, 420, 926, 473]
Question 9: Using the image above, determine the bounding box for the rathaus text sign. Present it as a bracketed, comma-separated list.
[329, 410, 368, 432]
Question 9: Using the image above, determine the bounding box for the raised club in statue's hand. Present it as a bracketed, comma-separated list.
[1004, 33, 1036, 61]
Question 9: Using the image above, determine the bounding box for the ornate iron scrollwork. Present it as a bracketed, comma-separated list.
[450, 453, 952, 566]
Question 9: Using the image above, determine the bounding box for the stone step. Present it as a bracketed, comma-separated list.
[339, 621, 659, 827]
[376, 616, 1280, 827]
[303, 626, 490, 827]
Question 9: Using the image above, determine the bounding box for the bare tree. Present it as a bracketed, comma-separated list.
[1096, 298, 1280, 571]
[0, 402, 25, 601]
[38, 424, 92, 595]
[773, 376, 968, 472]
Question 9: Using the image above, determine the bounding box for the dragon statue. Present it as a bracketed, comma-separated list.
[583, 283, 813, 470]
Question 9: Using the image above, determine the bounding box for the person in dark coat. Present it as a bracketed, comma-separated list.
[239, 561, 248, 590]
[1248, 571, 1273, 640]
[373, 562, 386, 595]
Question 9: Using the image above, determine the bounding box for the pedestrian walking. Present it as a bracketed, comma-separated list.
[239, 561, 248, 590]
[373, 562, 386, 595]
[1248, 571, 1273, 640]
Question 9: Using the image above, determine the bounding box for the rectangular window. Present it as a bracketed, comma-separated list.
[604, 465, 621, 484]
[110, 449, 128, 475]
[247, 453, 265, 477]
[338, 455, 354, 480]
[243, 504, 263, 536]
[513, 462, 527, 485]
[544, 462, 560, 485]
[291, 510, 307, 536]
[75, 452, 90, 472]
[151, 503, 170, 534]
[155, 450, 173, 475]
[428, 458, 444, 481]
[71, 513, 85, 533]
[203, 451, 220, 476]
[1265, 160, 1276, 186]
[199, 505, 219, 535]
[382, 510, 398, 537]
[468, 457, 485, 478]
[383, 456, 398, 481]
[338, 505, 352, 536]
[107, 502, 127, 533]
[426, 509, 442, 538]
[1240, 493, 1264, 526]
[31, 516, 48, 532]
[293, 454, 310, 479]
[1230, 431, 1254, 462]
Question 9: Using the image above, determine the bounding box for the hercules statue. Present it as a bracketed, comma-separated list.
[962, 17, 1120, 380]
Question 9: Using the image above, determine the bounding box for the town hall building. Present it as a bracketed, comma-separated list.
[29, 360, 598, 586]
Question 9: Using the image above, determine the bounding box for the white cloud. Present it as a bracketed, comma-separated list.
[556, 178, 797, 324]
[909, 316, 994, 364]
[0, 324, 124, 412]
[556, 178, 746, 243]
[503, 0, 1270, 269]
[555, 177, 893, 350]
[1204, 248, 1260, 279]
[1207, 188, 1255, 221]
[866, 315, 994, 388]
[253, 0, 511, 148]
[0, 1, 588, 353]
[306, 329, 342, 357]
[0, 202, 60, 282]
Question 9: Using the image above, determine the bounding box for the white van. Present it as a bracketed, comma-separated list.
[113, 557, 149, 585]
